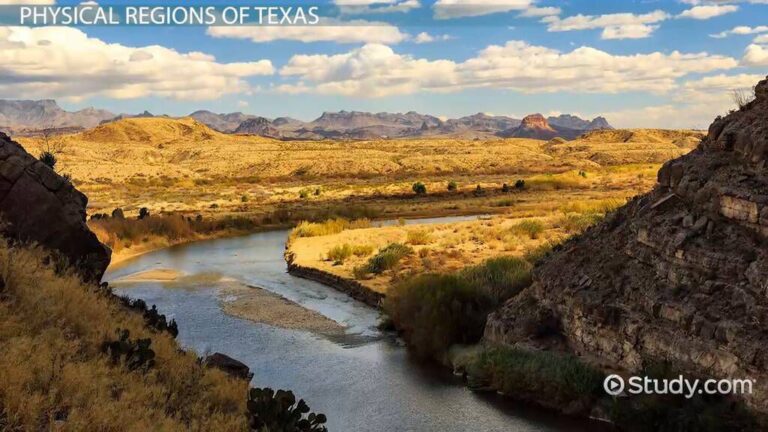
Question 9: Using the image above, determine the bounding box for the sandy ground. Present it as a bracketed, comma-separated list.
[112, 268, 182, 283]
[218, 281, 345, 335]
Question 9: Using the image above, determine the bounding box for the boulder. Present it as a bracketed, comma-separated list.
[203, 352, 254, 381]
[0, 132, 111, 281]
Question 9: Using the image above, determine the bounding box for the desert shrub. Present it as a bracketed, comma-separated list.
[326, 244, 374, 264]
[111, 208, 125, 219]
[138, 207, 150, 220]
[492, 198, 515, 207]
[501, 183, 511, 193]
[556, 213, 603, 234]
[459, 256, 532, 304]
[412, 182, 427, 195]
[101, 328, 156, 372]
[514, 179, 525, 189]
[406, 230, 432, 245]
[473, 185, 484, 196]
[38, 151, 57, 169]
[470, 346, 603, 405]
[447, 181, 458, 191]
[522, 242, 553, 264]
[299, 189, 310, 199]
[241, 195, 249, 203]
[246, 388, 327, 432]
[510, 220, 545, 239]
[526, 173, 584, 191]
[364, 243, 413, 274]
[292, 218, 371, 238]
[383, 273, 493, 359]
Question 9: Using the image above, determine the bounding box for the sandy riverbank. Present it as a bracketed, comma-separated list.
[218, 281, 345, 335]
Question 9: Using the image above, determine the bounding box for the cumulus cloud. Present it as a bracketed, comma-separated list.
[754, 34, 768, 43]
[710, 25, 768, 38]
[276, 41, 737, 98]
[207, 19, 407, 44]
[0, 26, 274, 101]
[742, 43, 768, 65]
[413, 32, 453, 43]
[278, 44, 458, 97]
[544, 10, 670, 39]
[433, 0, 536, 19]
[518, 6, 561, 17]
[677, 4, 738, 19]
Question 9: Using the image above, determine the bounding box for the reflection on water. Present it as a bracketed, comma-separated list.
[107, 216, 602, 432]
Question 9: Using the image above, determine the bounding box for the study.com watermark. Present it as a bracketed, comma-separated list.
[603, 374, 756, 399]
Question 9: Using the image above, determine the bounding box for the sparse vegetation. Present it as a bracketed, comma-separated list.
[447, 181, 458, 191]
[38, 151, 57, 169]
[326, 243, 374, 264]
[510, 220, 545, 239]
[406, 230, 432, 245]
[292, 218, 371, 238]
[363, 243, 413, 275]
[246, 388, 328, 432]
[412, 182, 427, 195]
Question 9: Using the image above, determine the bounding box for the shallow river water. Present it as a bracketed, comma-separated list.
[107, 216, 603, 432]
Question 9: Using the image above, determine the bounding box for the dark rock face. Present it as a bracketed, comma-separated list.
[204, 352, 254, 380]
[0, 132, 111, 281]
[485, 76, 768, 412]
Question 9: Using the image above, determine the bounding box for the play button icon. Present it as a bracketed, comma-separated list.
[604, 374, 625, 396]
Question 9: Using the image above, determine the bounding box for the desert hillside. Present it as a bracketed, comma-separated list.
[16, 117, 702, 218]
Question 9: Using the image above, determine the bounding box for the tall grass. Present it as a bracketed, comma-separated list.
[469, 346, 603, 404]
[326, 243, 374, 264]
[0, 241, 247, 430]
[292, 218, 371, 238]
[406, 230, 432, 245]
[510, 220, 545, 239]
[459, 256, 532, 304]
[363, 243, 413, 274]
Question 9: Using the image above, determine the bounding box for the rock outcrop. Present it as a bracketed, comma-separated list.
[485, 76, 768, 412]
[501, 113, 583, 140]
[0, 132, 111, 281]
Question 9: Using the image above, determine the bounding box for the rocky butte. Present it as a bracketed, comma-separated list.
[486, 75, 768, 413]
[0, 132, 111, 281]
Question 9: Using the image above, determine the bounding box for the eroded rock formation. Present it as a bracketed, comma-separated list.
[0, 132, 110, 281]
[485, 76, 768, 412]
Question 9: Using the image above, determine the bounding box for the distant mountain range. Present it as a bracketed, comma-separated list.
[0, 99, 613, 140]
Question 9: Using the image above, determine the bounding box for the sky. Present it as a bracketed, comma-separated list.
[0, 0, 767, 128]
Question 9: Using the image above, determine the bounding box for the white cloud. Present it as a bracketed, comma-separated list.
[278, 44, 458, 97]
[413, 32, 453, 43]
[433, 0, 536, 19]
[677, 4, 738, 19]
[237, 100, 249, 108]
[544, 10, 670, 39]
[207, 19, 407, 44]
[742, 43, 768, 65]
[0, 26, 273, 101]
[336, 0, 421, 14]
[519, 6, 561, 17]
[754, 34, 768, 43]
[710, 25, 768, 38]
[679, 73, 762, 101]
[277, 41, 737, 98]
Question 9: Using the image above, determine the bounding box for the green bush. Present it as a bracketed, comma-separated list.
[514, 179, 525, 189]
[364, 243, 413, 274]
[510, 220, 545, 239]
[412, 182, 427, 195]
[459, 256, 532, 304]
[447, 181, 458, 191]
[471, 346, 603, 405]
[383, 273, 493, 359]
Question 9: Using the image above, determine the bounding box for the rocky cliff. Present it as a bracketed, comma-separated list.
[0, 132, 110, 281]
[485, 76, 768, 412]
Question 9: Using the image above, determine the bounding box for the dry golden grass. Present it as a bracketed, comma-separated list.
[16, 117, 700, 218]
[0, 241, 248, 431]
[288, 193, 626, 295]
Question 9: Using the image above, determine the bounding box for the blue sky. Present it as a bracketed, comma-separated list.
[1, 0, 767, 128]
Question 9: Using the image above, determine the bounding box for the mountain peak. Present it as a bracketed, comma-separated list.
[520, 113, 553, 130]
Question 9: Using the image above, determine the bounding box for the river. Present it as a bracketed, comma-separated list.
[106, 216, 602, 432]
